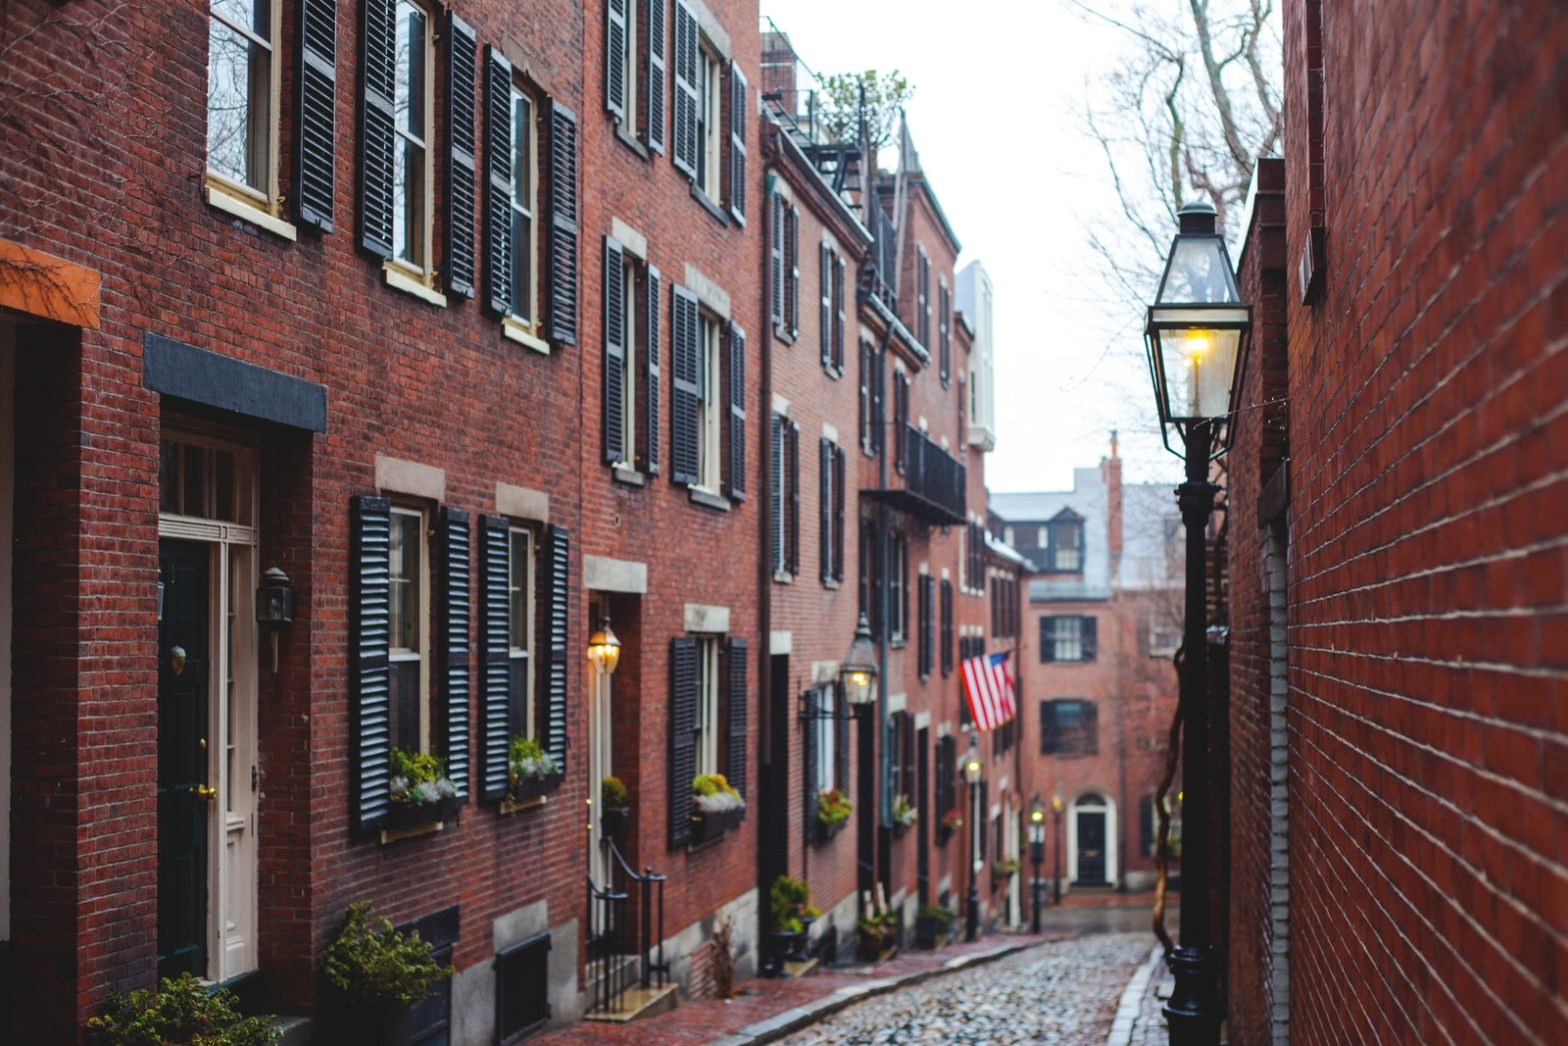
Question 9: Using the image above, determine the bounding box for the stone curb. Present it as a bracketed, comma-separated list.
[1106, 943, 1164, 1045]
[706, 937, 1074, 1046]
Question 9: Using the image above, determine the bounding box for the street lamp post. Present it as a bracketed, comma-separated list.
[1050, 791, 1064, 905]
[1028, 797, 1046, 933]
[962, 742, 983, 942]
[1144, 200, 1250, 1046]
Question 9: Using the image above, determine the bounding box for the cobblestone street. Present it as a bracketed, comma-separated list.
[776, 932, 1155, 1045]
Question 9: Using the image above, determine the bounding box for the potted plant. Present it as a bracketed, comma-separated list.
[87, 972, 280, 1045]
[816, 788, 852, 840]
[891, 793, 917, 835]
[691, 773, 745, 841]
[856, 907, 899, 963]
[320, 902, 452, 1045]
[600, 775, 630, 839]
[938, 808, 963, 844]
[768, 875, 818, 966]
[387, 747, 459, 830]
[991, 857, 1020, 889]
[914, 904, 956, 949]
[507, 735, 562, 802]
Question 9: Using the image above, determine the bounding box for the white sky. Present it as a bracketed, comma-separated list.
[758, 0, 1188, 494]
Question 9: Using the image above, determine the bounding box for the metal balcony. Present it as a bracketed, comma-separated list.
[864, 425, 967, 526]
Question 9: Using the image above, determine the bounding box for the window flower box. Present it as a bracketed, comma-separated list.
[690, 805, 744, 844]
[385, 794, 460, 833]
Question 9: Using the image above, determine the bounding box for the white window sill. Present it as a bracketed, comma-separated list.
[204, 183, 297, 242]
[688, 487, 730, 512]
[383, 263, 448, 307]
[773, 570, 793, 585]
[503, 317, 551, 355]
[612, 464, 645, 486]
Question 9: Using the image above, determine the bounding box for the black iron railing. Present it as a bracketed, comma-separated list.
[585, 839, 667, 1016]
[864, 425, 966, 526]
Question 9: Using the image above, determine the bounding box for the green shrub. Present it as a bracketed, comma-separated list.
[86, 972, 279, 1046]
[817, 788, 852, 827]
[692, 772, 738, 798]
[770, 874, 815, 933]
[917, 904, 956, 927]
[322, 902, 453, 1007]
[600, 775, 629, 808]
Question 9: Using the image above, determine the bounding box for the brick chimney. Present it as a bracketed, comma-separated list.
[1105, 430, 1124, 569]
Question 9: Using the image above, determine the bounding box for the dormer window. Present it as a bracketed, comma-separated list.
[1044, 510, 1085, 573]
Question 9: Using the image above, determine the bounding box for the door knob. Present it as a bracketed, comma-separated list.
[196, 784, 217, 801]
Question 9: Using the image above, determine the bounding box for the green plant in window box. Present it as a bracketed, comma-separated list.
[817, 788, 852, 832]
[388, 746, 458, 827]
[691, 773, 745, 841]
[940, 808, 963, 833]
[86, 972, 280, 1046]
[507, 735, 562, 802]
[892, 793, 918, 830]
[320, 902, 453, 1045]
[991, 857, 1020, 888]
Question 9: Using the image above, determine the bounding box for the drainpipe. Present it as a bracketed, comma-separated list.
[758, 169, 779, 960]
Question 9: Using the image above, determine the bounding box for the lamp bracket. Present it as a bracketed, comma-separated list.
[797, 689, 857, 722]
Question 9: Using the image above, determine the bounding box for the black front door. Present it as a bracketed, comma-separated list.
[158, 540, 210, 980]
[1076, 810, 1107, 884]
[916, 728, 930, 905]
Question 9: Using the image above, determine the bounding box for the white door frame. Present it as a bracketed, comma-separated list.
[1004, 803, 1021, 925]
[1066, 792, 1118, 888]
[587, 638, 613, 888]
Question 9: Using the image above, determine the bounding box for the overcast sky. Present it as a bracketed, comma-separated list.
[759, 0, 1189, 495]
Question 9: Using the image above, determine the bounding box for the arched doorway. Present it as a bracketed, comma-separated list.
[1068, 792, 1117, 888]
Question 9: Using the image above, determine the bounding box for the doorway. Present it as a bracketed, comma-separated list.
[588, 597, 613, 889]
[1070, 793, 1116, 887]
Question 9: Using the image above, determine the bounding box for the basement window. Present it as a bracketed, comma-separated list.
[496, 932, 552, 1043]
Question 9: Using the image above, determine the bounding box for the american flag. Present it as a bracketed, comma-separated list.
[961, 651, 1017, 732]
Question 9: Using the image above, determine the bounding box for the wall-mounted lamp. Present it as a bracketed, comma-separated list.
[256, 566, 295, 674]
[838, 613, 879, 707]
[587, 616, 622, 675]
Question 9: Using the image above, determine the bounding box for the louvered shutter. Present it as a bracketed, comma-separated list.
[787, 206, 800, 337]
[547, 103, 580, 345]
[832, 447, 845, 582]
[670, 0, 698, 177]
[893, 375, 908, 474]
[356, 0, 396, 257]
[1084, 702, 1099, 754]
[786, 422, 800, 575]
[872, 347, 885, 455]
[606, 0, 627, 121]
[725, 323, 747, 500]
[644, 0, 666, 153]
[770, 194, 785, 330]
[1083, 616, 1098, 662]
[819, 244, 832, 367]
[444, 14, 478, 297]
[818, 437, 832, 583]
[542, 525, 571, 771]
[832, 255, 846, 371]
[483, 47, 514, 317]
[350, 496, 392, 833]
[479, 515, 511, 802]
[957, 376, 966, 447]
[292, 0, 336, 232]
[644, 265, 662, 473]
[440, 508, 472, 802]
[727, 61, 747, 223]
[603, 237, 627, 464]
[941, 579, 953, 676]
[670, 285, 700, 485]
[939, 283, 950, 385]
[1040, 617, 1056, 663]
[767, 416, 782, 572]
[803, 699, 819, 829]
[834, 683, 849, 791]
[918, 575, 932, 678]
[669, 637, 698, 847]
[726, 637, 748, 799]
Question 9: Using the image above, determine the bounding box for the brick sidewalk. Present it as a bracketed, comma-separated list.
[534, 931, 1071, 1046]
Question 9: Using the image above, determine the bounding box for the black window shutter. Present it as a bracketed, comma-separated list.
[939, 283, 950, 385]
[858, 340, 870, 450]
[606, 0, 627, 121]
[644, 0, 666, 153]
[919, 575, 933, 678]
[479, 515, 512, 802]
[804, 694, 819, 827]
[834, 683, 849, 791]
[1040, 617, 1056, 663]
[725, 323, 747, 500]
[1083, 616, 1098, 661]
[819, 244, 832, 367]
[293, 0, 337, 233]
[818, 437, 832, 583]
[727, 61, 747, 223]
[669, 636, 698, 847]
[603, 236, 627, 464]
[670, 286, 700, 485]
[979, 781, 988, 860]
[770, 194, 785, 330]
[444, 14, 478, 298]
[356, 0, 396, 257]
[542, 525, 571, 771]
[832, 446, 845, 582]
[770, 416, 785, 573]
[1140, 795, 1155, 857]
[643, 264, 663, 474]
[786, 422, 800, 575]
[788, 206, 800, 337]
[1085, 702, 1100, 754]
[350, 495, 392, 833]
[483, 47, 514, 317]
[726, 637, 748, 798]
[547, 102, 580, 345]
[832, 255, 846, 371]
[940, 579, 953, 676]
[893, 374, 908, 474]
[670, 0, 698, 177]
[872, 346, 885, 456]
[440, 507, 472, 802]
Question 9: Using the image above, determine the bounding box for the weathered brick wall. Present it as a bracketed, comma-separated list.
[1270, 0, 1568, 1038]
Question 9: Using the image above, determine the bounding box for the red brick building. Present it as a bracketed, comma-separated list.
[1217, 0, 1568, 1040]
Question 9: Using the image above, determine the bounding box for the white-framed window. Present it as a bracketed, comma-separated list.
[694, 637, 721, 776]
[1149, 613, 1180, 658]
[391, 0, 434, 275]
[889, 533, 908, 642]
[613, 253, 638, 466]
[508, 81, 541, 330]
[697, 312, 722, 492]
[697, 46, 722, 199]
[507, 525, 536, 737]
[388, 503, 431, 752]
[812, 688, 835, 794]
[206, 0, 280, 209]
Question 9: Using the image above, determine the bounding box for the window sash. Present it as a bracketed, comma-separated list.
[814, 694, 835, 794]
[388, 504, 429, 752]
[1052, 616, 1084, 661]
[695, 639, 720, 776]
[207, 1, 277, 198]
[697, 315, 722, 491]
[618, 259, 638, 463]
[509, 87, 539, 325]
[391, 1, 431, 269]
[698, 51, 722, 197]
